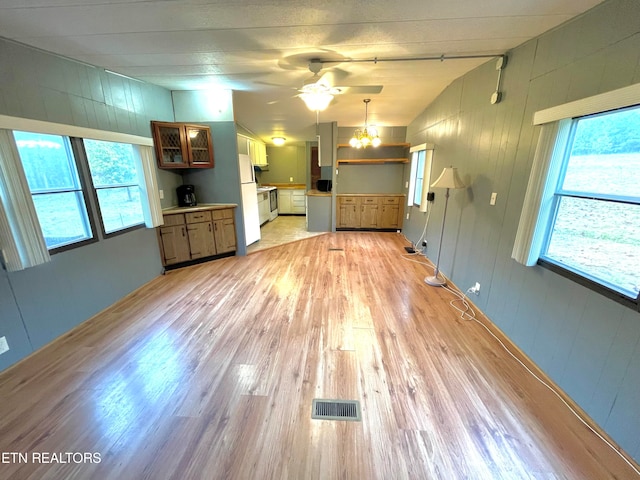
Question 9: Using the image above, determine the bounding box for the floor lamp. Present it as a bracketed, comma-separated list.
[424, 166, 466, 287]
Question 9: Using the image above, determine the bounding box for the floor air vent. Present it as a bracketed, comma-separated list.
[311, 399, 361, 421]
[328, 248, 344, 251]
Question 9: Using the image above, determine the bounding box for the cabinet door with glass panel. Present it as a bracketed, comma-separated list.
[185, 125, 214, 168]
[152, 121, 214, 169]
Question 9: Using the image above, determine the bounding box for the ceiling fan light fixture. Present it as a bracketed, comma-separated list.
[300, 91, 333, 111]
[349, 99, 381, 148]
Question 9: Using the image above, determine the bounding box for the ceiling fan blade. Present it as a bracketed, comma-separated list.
[338, 85, 384, 94]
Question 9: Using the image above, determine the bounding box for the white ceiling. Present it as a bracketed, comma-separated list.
[0, 0, 604, 145]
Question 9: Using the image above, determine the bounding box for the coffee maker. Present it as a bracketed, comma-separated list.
[177, 184, 197, 207]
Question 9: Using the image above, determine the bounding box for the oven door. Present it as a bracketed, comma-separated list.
[269, 188, 278, 220]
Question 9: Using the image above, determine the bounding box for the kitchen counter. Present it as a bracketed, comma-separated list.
[306, 189, 331, 197]
[257, 186, 277, 193]
[262, 183, 305, 189]
[162, 203, 238, 214]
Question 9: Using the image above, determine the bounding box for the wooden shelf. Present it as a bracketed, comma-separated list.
[337, 158, 409, 165]
[337, 142, 410, 148]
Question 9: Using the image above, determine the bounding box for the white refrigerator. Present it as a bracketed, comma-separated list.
[239, 154, 261, 246]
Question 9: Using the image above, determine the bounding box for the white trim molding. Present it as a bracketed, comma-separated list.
[533, 82, 640, 125]
[0, 115, 153, 146]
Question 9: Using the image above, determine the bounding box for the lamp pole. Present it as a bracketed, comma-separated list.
[425, 187, 450, 286]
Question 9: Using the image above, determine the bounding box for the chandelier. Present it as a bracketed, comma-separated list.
[349, 99, 381, 148]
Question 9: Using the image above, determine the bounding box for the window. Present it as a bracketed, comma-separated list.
[413, 150, 426, 206]
[541, 107, 640, 300]
[13, 131, 94, 251]
[84, 139, 145, 235]
[408, 145, 433, 211]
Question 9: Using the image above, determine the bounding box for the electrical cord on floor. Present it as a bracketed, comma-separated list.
[402, 202, 432, 253]
[436, 273, 640, 477]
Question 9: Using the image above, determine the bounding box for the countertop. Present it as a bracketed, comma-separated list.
[261, 183, 306, 189]
[162, 203, 238, 215]
[256, 186, 277, 193]
[306, 189, 331, 197]
[336, 193, 406, 197]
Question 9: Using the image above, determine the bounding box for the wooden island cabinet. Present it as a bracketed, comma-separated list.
[157, 204, 237, 269]
[336, 194, 404, 230]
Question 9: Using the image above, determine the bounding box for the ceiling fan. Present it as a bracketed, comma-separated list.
[296, 59, 383, 110]
[264, 56, 383, 109]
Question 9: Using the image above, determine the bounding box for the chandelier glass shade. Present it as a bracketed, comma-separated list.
[349, 99, 381, 148]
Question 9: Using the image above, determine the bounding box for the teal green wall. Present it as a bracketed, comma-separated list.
[0, 37, 174, 371]
[262, 145, 307, 185]
[403, 0, 640, 461]
[335, 126, 407, 194]
[336, 164, 404, 194]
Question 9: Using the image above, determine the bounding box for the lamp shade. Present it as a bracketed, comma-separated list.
[431, 167, 465, 189]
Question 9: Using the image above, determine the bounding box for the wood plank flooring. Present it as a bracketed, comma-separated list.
[0, 232, 637, 479]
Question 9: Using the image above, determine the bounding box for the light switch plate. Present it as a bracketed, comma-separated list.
[0, 336, 9, 355]
[490, 192, 497, 205]
[159, 189, 164, 199]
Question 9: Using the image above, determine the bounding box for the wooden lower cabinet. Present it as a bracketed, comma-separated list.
[278, 189, 306, 214]
[379, 196, 401, 229]
[187, 221, 216, 259]
[213, 209, 236, 253]
[159, 223, 191, 265]
[337, 196, 360, 228]
[336, 195, 404, 230]
[158, 207, 237, 268]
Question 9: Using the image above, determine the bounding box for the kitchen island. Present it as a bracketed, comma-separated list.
[306, 189, 332, 232]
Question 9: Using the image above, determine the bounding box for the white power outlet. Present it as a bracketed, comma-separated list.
[469, 282, 481, 295]
[159, 189, 164, 200]
[0, 336, 9, 355]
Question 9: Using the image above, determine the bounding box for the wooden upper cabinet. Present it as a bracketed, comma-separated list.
[152, 121, 214, 169]
[185, 125, 214, 167]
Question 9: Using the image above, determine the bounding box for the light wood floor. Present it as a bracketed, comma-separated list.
[0, 233, 637, 479]
[247, 215, 325, 253]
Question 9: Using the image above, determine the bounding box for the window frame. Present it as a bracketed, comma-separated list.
[408, 143, 434, 211]
[538, 105, 640, 309]
[13, 131, 98, 254]
[513, 84, 640, 312]
[78, 138, 146, 239]
[412, 149, 426, 207]
[537, 109, 640, 310]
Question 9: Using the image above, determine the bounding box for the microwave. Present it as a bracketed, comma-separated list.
[317, 179, 332, 192]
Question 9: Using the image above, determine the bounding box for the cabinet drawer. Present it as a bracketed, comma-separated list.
[186, 211, 212, 223]
[362, 197, 378, 204]
[381, 197, 400, 205]
[339, 196, 358, 205]
[212, 208, 234, 220]
[163, 214, 185, 226]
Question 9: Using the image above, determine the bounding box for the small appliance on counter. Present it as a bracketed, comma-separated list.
[177, 184, 197, 207]
[317, 179, 332, 192]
